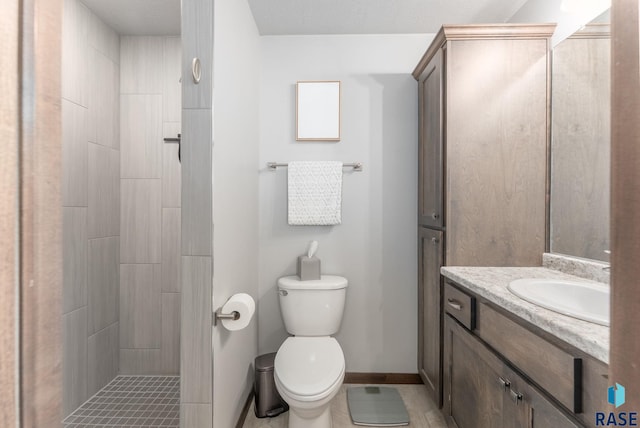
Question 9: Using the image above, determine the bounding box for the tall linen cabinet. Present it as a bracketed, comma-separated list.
[414, 25, 554, 406]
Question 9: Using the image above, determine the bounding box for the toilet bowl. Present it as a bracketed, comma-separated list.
[274, 275, 348, 428]
[274, 337, 345, 428]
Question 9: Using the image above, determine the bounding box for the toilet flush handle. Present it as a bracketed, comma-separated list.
[279, 290, 288, 296]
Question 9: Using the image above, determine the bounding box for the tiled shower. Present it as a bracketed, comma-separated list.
[61, 0, 182, 424]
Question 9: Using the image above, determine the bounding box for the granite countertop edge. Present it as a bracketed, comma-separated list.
[440, 266, 609, 364]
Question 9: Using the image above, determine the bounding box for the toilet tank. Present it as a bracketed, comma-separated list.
[278, 275, 348, 336]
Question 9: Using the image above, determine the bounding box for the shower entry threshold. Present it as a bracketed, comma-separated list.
[63, 375, 180, 427]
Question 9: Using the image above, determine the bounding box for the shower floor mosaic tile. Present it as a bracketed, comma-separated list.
[63, 375, 180, 427]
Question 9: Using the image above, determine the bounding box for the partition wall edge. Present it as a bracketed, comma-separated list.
[180, 0, 215, 426]
[0, 0, 21, 425]
[8, 0, 64, 426]
[610, 0, 640, 411]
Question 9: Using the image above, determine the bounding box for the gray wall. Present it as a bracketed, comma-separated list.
[212, 0, 261, 426]
[258, 34, 433, 373]
[62, 0, 120, 416]
[119, 36, 182, 374]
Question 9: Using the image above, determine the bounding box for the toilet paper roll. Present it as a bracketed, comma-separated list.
[220, 293, 255, 331]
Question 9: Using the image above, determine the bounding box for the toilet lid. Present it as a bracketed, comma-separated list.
[275, 337, 345, 398]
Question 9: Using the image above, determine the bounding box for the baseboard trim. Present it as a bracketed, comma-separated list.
[235, 390, 254, 428]
[344, 372, 423, 384]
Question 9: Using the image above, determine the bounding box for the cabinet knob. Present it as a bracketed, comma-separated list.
[497, 377, 511, 391]
[431, 237, 440, 244]
[431, 212, 440, 220]
[509, 389, 523, 405]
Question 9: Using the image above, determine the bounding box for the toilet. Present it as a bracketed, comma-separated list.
[274, 275, 348, 428]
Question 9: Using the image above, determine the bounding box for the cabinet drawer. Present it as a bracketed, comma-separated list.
[475, 302, 582, 413]
[444, 282, 475, 330]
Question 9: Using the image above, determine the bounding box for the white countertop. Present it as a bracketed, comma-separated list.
[440, 266, 610, 364]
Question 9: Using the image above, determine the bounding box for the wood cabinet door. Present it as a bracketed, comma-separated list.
[445, 37, 548, 266]
[418, 227, 443, 406]
[443, 315, 504, 428]
[444, 315, 581, 428]
[506, 367, 581, 428]
[418, 49, 444, 228]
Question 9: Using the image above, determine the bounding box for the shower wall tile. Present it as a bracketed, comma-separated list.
[86, 47, 99, 145]
[63, 307, 88, 417]
[162, 209, 182, 292]
[62, 0, 88, 107]
[88, 9, 120, 65]
[181, 0, 213, 109]
[181, 109, 212, 256]
[162, 121, 182, 140]
[163, 37, 182, 123]
[120, 94, 162, 178]
[119, 35, 182, 379]
[120, 264, 162, 348]
[63, 207, 87, 313]
[88, 143, 120, 238]
[162, 130, 182, 207]
[161, 293, 181, 374]
[120, 36, 163, 94]
[88, 237, 119, 335]
[181, 403, 211, 428]
[87, 322, 119, 396]
[63, 3, 121, 410]
[88, 49, 119, 149]
[120, 179, 162, 263]
[181, 256, 212, 403]
[119, 349, 162, 374]
[163, 121, 182, 139]
[62, 99, 88, 207]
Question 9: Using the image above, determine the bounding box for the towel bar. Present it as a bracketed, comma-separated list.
[267, 162, 363, 171]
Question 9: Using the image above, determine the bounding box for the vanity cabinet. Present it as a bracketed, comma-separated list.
[442, 280, 609, 428]
[414, 24, 556, 408]
[444, 316, 579, 428]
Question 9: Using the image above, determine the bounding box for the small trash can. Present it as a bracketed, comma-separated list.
[254, 352, 289, 418]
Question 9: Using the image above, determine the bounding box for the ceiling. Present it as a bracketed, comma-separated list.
[81, 0, 529, 36]
[247, 0, 530, 35]
[81, 0, 181, 36]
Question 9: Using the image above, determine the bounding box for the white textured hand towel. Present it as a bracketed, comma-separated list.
[288, 161, 343, 225]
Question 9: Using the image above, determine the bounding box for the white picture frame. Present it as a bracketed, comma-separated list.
[296, 81, 341, 141]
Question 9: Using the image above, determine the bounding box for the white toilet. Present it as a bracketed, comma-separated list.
[274, 275, 348, 428]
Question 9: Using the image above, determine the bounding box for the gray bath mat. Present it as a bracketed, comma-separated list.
[347, 386, 410, 426]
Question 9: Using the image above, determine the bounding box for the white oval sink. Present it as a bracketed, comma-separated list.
[508, 278, 609, 326]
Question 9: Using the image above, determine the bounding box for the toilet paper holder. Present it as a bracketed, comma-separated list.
[214, 309, 240, 326]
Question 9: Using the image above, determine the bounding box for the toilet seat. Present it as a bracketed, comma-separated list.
[274, 337, 345, 402]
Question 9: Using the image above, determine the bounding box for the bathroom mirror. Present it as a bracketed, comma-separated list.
[296, 80, 341, 141]
[550, 10, 610, 262]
